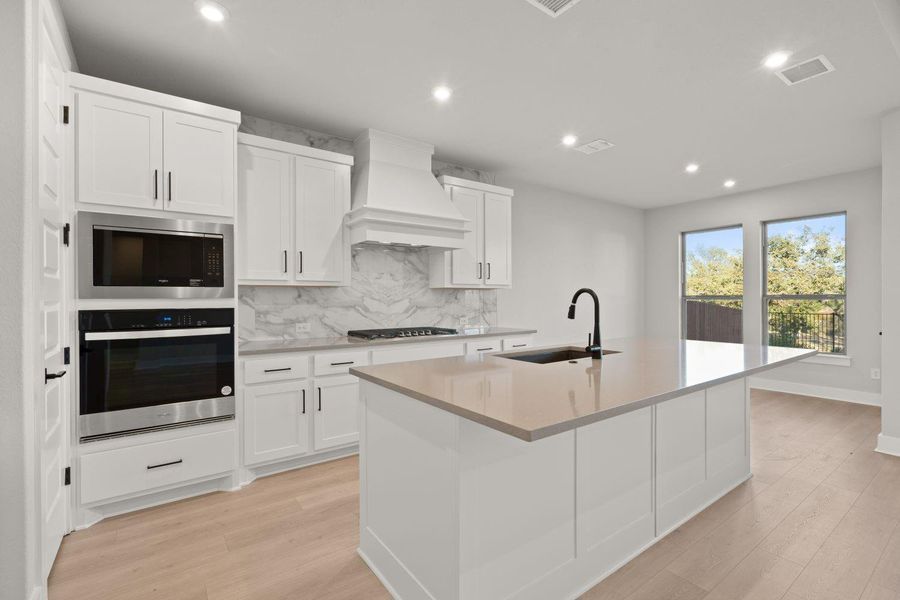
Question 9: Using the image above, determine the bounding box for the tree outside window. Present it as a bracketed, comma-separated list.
[764, 214, 846, 354]
[682, 226, 743, 343]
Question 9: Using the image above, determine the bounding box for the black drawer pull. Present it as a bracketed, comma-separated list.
[318, 387, 322, 411]
[476, 347, 493, 352]
[147, 459, 182, 470]
[264, 367, 292, 373]
[330, 361, 354, 366]
[512, 344, 527, 348]
[302, 389, 306, 414]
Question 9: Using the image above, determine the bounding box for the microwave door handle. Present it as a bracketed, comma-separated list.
[84, 327, 232, 341]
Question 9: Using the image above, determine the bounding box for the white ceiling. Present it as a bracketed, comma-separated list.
[60, 0, 900, 208]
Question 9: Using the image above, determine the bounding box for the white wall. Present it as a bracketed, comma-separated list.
[645, 168, 882, 398]
[880, 110, 900, 447]
[1, 1, 35, 599]
[496, 179, 645, 346]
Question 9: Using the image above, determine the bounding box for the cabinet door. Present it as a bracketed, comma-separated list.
[163, 111, 235, 217]
[238, 144, 291, 281]
[483, 192, 511, 286]
[243, 381, 309, 466]
[449, 186, 484, 286]
[313, 375, 359, 450]
[76, 91, 163, 209]
[294, 156, 349, 283]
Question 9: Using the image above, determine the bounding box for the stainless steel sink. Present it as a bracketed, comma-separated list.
[498, 346, 620, 364]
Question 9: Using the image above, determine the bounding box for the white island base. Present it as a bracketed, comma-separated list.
[357, 377, 750, 600]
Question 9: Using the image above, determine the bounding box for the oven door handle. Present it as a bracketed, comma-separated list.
[84, 327, 232, 341]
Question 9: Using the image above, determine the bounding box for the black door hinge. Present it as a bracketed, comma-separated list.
[63, 223, 70, 246]
[63, 347, 70, 365]
[62, 105, 70, 124]
[64, 467, 71, 486]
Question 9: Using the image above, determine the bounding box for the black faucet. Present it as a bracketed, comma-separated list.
[568, 288, 603, 359]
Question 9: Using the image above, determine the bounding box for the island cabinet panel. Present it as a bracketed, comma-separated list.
[458, 420, 575, 600]
[707, 379, 748, 480]
[656, 390, 707, 534]
[576, 407, 654, 561]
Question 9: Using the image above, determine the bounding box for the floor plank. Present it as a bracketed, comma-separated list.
[48, 391, 900, 600]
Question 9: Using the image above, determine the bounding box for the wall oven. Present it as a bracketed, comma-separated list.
[79, 308, 235, 440]
[77, 212, 233, 299]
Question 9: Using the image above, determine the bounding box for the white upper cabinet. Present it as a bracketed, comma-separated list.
[163, 111, 235, 217]
[70, 73, 239, 218]
[76, 92, 164, 210]
[237, 133, 353, 287]
[430, 176, 514, 288]
[238, 144, 292, 281]
[295, 156, 350, 283]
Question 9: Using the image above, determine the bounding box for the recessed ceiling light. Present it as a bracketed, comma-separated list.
[195, 1, 228, 22]
[763, 51, 791, 69]
[723, 179, 736, 188]
[685, 163, 700, 174]
[561, 134, 578, 147]
[432, 86, 452, 102]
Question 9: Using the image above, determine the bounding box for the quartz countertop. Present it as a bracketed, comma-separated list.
[238, 327, 537, 355]
[350, 337, 816, 441]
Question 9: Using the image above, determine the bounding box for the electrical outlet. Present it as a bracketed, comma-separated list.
[871, 368, 881, 380]
[295, 322, 311, 334]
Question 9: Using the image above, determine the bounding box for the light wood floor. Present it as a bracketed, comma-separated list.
[50, 390, 899, 600]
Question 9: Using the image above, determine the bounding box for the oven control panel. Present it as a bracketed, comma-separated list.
[79, 308, 234, 332]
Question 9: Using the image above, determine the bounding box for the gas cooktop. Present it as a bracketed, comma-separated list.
[347, 327, 459, 340]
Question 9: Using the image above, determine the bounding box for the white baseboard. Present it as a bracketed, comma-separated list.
[749, 377, 881, 407]
[877, 433, 900, 457]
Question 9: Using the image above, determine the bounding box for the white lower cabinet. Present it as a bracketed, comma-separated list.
[313, 375, 360, 450]
[243, 380, 310, 466]
[80, 428, 235, 505]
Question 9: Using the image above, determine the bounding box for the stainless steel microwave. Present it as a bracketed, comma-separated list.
[77, 212, 233, 299]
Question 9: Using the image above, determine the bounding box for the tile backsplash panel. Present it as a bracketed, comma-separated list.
[238, 115, 498, 341]
[239, 245, 497, 340]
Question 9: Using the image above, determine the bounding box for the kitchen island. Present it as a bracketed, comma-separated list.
[350, 338, 815, 600]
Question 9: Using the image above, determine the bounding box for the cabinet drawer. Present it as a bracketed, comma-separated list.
[314, 350, 369, 375]
[502, 336, 534, 351]
[244, 355, 309, 384]
[466, 339, 502, 355]
[80, 429, 235, 505]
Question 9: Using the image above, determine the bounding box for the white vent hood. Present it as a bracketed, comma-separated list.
[347, 129, 468, 249]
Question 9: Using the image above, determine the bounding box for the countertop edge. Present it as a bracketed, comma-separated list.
[351, 347, 818, 442]
[239, 328, 538, 356]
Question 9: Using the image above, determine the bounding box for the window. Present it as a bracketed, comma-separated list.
[764, 213, 846, 354]
[681, 226, 743, 343]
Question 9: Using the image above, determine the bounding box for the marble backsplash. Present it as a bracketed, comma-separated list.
[238, 115, 498, 341]
[239, 245, 497, 340]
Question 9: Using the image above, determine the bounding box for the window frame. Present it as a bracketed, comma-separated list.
[680, 224, 744, 341]
[761, 211, 847, 355]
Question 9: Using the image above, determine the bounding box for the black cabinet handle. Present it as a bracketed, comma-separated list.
[153, 169, 158, 200]
[147, 459, 182, 470]
[44, 369, 66, 384]
[487, 263, 491, 280]
[512, 344, 527, 348]
[168, 171, 173, 202]
[283, 250, 287, 273]
[298, 251, 303, 274]
[263, 367, 292, 373]
[330, 361, 354, 366]
[302, 389, 306, 414]
[317, 387, 322, 411]
[476, 347, 493, 352]
[477, 262, 482, 279]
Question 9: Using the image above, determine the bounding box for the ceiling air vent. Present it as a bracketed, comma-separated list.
[776, 55, 835, 86]
[525, 0, 584, 18]
[573, 138, 615, 155]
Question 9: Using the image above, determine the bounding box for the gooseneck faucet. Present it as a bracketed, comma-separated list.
[568, 288, 603, 359]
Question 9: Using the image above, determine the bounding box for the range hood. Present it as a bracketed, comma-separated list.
[347, 129, 468, 249]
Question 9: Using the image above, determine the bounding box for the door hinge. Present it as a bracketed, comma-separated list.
[64, 467, 71, 486]
[62, 105, 70, 124]
[63, 346, 70, 365]
[63, 223, 70, 246]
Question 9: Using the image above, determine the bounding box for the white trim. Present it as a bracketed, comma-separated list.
[876, 433, 900, 457]
[28, 585, 43, 600]
[749, 377, 881, 406]
[237, 132, 354, 165]
[801, 354, 852, 367]
[437, 175, 514, 196]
